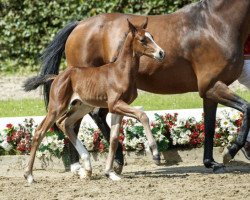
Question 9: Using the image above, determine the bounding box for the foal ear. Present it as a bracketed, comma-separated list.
[140, 17, 148, 29]
[127, 19, 137, 35]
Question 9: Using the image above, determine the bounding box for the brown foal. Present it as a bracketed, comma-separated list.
[24, 19, 165, 183]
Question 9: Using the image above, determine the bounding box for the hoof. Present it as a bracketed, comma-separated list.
[105, 171, 121, 181]
[212, 163, 226, 174]
[153, 154, 161, 166]
[113, 161, 123, 175]
[24, 173, 35, 184]
[79, 168, 92, 179]
[70, 162, 82, 174]
[203, 159, 226, 173]
[222, 147, 233, 164]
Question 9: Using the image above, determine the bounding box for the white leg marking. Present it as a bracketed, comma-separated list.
[105, 114, 123, 176]
[70, 162, 82, 173]
[27, 174, 34, 184]
[107, 171, 121, 181]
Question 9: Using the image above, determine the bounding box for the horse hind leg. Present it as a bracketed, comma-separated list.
[206, 81, 250, 167]
[62, 101, 94, 179]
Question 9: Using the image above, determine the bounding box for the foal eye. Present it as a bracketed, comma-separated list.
[140, 38, 146, 43]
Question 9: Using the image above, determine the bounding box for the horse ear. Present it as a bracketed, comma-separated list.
[127, 19, 137, 35]
[141, 17, 148, 29]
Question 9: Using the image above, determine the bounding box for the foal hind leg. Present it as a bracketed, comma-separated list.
[61, 102, 94, 179]
[206, 81, 250, 164]
[105, 114, 123, 180]
[111, 100, 160, 165]
[90, 108, 124, 174]
[24, 112, 58, 184]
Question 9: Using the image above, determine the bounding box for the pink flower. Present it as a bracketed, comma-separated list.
[6, 136, 12, 142]
[6, 123, 13, 129]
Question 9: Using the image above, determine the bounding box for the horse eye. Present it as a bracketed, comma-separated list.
[140, 38, 146, 43]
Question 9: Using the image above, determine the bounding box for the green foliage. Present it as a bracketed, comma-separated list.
[0, 0, 197, 73]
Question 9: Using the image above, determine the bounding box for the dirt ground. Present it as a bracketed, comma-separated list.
[0, 151, 250, 200]
[0, 76, 41, 100]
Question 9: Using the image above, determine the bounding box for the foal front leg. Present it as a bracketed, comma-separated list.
[105, 114, 123, 180]
[111, 100, 160, 165]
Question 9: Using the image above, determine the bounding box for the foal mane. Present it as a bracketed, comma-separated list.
[110, 31, 129, 62]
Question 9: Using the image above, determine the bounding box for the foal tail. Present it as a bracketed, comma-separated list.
[39, 21, 79, 109]
[23, 74, 57, 92]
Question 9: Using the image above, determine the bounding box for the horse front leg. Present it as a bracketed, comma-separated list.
[203, 98, 225, 172]
[206, 81, 250, 165]
[111, 100, 160, 165]
[89, 108, 124, 174]
[105, 114, 123, 181]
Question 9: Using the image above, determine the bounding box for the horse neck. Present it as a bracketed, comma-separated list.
[115, 32, 140, 76]
[208, 0, 250, 41]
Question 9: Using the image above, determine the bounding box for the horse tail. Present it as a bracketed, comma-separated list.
[40, 21, 79, 109]
[23, 74, 57, 92]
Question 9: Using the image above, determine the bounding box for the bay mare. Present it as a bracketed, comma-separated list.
[37, 0, 250, 173]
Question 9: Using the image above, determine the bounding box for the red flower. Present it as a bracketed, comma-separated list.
[215, 133, 221, 139]
[99, 141, 105, 153]
[119, 135, 124, 141]
[93, 131, 100, 142]
[49, 127, 54, 132]
[6, 136, 12, 142]
[191, 131, 199, 139]
[235, 119, 242, 127]
[185, 123, 190, 129]
[6, 123, 13, 129]
[64, 138, 70, 145]
[190, 139, 197, 146]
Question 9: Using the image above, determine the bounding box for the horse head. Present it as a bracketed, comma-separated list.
[127, 18, 165, 61]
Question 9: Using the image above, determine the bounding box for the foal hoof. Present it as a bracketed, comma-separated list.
[153, 154, 161, 166]
[79, 168, 92, 179]
[222, 147, 233, 164]
[105, 171, 121, 181]
[24, 173, 35, 184]
[113, 161, 123, 175]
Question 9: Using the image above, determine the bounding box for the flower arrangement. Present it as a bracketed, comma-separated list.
[0, 119, 34, 155]
[0, 109, 243, 159]
[79, 123, 109, 152]
[36, 127, 65, 160]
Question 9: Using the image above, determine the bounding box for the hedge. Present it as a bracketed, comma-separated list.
[0, 0, 197, 73]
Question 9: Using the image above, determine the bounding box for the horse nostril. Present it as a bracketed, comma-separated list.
[159, 50, 165, 59]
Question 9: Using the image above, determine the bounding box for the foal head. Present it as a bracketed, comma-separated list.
[127, 18, 165, 61]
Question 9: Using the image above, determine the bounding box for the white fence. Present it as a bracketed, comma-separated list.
[0, 107, 233, 131]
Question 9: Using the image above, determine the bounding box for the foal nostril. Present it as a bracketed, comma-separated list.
[159, 50, 165, 59]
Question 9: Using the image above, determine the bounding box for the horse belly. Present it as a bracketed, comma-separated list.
[137, 59, 198, 94]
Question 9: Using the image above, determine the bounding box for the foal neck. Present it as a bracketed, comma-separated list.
[115, 32, 140, 72]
